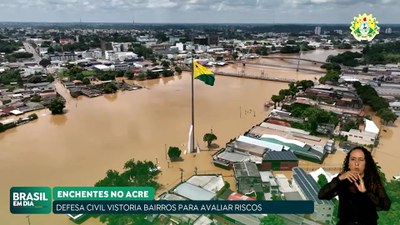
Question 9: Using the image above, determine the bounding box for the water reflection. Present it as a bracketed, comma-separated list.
[50, 114, 68, 126]
[0, 126, 17, 140]
[104, 93, 118, 102]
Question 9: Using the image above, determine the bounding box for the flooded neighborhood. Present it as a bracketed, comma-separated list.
[1, 10, 400, 224]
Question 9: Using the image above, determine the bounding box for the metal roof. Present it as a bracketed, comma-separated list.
[233, 161, 260, 178]
[186, 175, 225, 193]
[263, 150, 298, 161]
[292, 167, 332, 206]
[237, 135, 284, 151]
[173, 183, 216, 201]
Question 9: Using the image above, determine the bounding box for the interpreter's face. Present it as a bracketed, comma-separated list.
[348, 149, 366, 176]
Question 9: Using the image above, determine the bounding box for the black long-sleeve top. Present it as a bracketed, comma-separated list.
[318, 176, 391, 224]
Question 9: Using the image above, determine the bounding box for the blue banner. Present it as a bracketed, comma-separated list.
[53, 200, 314, 214]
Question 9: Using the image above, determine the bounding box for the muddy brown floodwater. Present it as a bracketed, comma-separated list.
[2, 49, 398, 225]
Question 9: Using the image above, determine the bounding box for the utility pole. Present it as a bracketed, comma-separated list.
[179, 168, 184, 182]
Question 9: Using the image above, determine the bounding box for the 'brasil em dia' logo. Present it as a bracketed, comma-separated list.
[350, 13, 379, 42]
[10, 187, 51, 214]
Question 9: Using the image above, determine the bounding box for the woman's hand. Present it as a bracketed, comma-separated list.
[354, 173, 367, 193]
[338, 171, 358, 183]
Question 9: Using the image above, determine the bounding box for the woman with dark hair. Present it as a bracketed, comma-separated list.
[318, 146, 391, 225]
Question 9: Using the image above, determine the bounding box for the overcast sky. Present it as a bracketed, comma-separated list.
[0, 0, 399, 24]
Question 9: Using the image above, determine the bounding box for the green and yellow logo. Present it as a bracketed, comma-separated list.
[350, 13, 379, 41]
[10, 187, 52, 214]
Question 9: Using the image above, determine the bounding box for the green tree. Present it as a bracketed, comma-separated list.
[260, 215, 286, 225]
[46, 75, 55, 83]
[155, 32, 168, 43]
[378, 108, 398, 125]
[39, 58, 51, 68]
[47, 46, 55, 54]
[133, 45, 153, 59]
[0, 123, 5, 132]
[279, 89, 290, 99]
[327, 51, 362, 67]
[317, 174, 328, 187]
[280, 45, 300, 53]
[95, 159, 160, 225]
[124, 70, 135, 80]
[271, 95, 282, 109]
[295, 80, 314, 91]
[168, 146, 182, 161]
[161, 60, 170, 68]
[146, 70, 160, 79]
[103, 83, 118, 94]
[378, 180, 400, 225]
[256, 46, 269, 55]
[337, 43, 352, 49]
[82, 77, 90, 85]
[6, 52, 33, 60]
[48, 98, 65, 115]
[319, 70, 340, 84]
[203, 133, 217, 148]
[162, 69, 174, 77]
[341, 120, 358, 132]
[28, 113, 38, 120]
[321, 62, 341, 72]
[175, 66, 182, 74]
[30, 94, 42, 102]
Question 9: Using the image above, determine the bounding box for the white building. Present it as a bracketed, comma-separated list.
[82, 50, 102, 59]
[176, 42, 185, 51]
[104, 51, 138, 61]
[315, 26, 321, 36]
[341, 119, 379, 146]
[22, 65, 45, 77]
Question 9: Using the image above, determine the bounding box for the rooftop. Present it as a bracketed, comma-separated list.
[231, 140, 267, 156]
[215, 149, 252, 163]
[237, 135, 284, 151]
[292, 167, 332, 206]
[173, 182, 215, 201]
[364, 119, 379, 134]
[233, 161, 260, 178]
[186, 175, 225, 193]
[263, 150, 298, 161]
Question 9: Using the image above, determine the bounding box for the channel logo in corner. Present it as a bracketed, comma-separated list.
[350, 13, 380, 42]
[10, 187, 51, 214]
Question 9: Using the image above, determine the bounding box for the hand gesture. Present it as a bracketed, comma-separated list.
[354, 173, 367, 193]
[338, 171, 358, 183]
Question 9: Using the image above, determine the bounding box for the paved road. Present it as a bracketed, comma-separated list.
[23, 41, 42, 62]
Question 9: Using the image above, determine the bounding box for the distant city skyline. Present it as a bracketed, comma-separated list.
[0, 0, 399, 24]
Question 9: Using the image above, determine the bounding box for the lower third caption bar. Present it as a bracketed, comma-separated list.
[53, 200, 314, 214]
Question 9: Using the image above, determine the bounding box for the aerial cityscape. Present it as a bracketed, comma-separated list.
[1, 1, 400, 225]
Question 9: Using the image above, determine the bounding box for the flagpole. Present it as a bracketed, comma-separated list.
[191, 58, 195, 153]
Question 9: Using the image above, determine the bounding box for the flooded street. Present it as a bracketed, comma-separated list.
[0, 72, 288, 224]
[1, 49, 399, 224]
